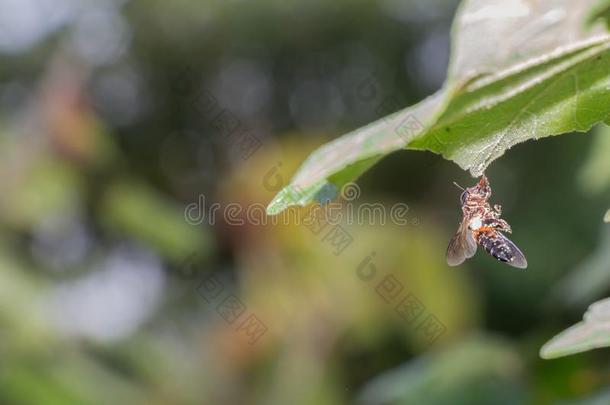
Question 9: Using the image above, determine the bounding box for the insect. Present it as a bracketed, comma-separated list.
[446, 175, 527, 269]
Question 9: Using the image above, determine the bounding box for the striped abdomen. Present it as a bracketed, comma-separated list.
[475, 229, 527, 268]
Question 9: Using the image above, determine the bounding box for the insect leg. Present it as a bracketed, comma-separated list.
[483, 217, 512, 233]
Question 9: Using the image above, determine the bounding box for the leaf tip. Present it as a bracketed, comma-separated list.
[265, 201, 284, 216]
[539, 342, 560, 360]
[266, 180, 339, 216]
[266, 186, 296, 216]
[266, 183, 318, 215]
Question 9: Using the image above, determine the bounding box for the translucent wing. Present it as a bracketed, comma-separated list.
[478, 230, 528, 269]
[446, 222, 477, 266]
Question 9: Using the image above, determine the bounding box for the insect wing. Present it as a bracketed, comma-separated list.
[446, 222, 477, 266]
[478, 231, 527, 269]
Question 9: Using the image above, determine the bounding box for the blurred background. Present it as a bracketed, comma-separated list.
[1, 0, 610, 404]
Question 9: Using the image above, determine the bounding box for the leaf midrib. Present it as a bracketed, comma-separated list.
[429, 39, 610, 135]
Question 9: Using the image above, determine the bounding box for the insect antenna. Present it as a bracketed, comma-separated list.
[453, 182, 465, 191]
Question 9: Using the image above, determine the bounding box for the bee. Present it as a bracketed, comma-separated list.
[446, 175, 527, 269]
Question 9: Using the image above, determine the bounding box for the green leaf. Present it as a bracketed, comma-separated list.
[268, 0, 610, 214]
[605, 208, 610, 222]
[587, 0, 610, 29]
[266, 92, 446, 214]
[541, 297, 610, 359]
